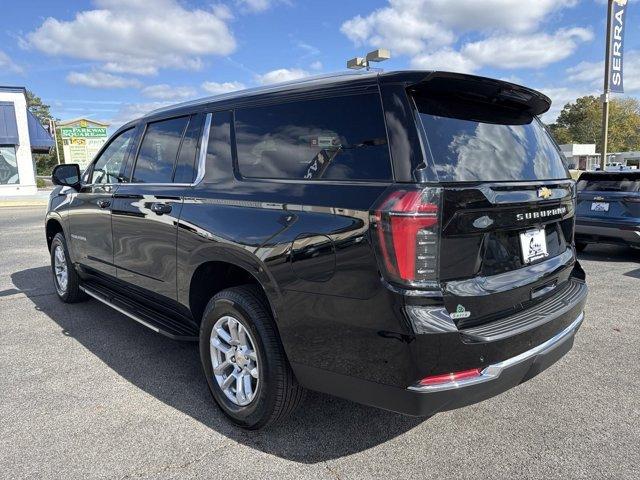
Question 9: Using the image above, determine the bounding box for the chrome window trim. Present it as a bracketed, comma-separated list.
[81, 112, 212, 189]
[193, 112, 212, 185]
[408, 312, 584, 393]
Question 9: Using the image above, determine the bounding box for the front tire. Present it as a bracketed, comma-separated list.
[199, 285, 305, 429]
[50, 233, 86, 303]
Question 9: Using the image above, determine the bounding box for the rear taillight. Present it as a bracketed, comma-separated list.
[372, 187, 442, 289]
[418, 368, 482, 387]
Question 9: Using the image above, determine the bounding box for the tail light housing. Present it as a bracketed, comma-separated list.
[417, 368, 482, 387]
[371, 186, 442, 289]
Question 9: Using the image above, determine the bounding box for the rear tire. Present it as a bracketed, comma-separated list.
[199, 285, 305, 429]
[50, 233, 86, 303]
[575, 242, 587, 252]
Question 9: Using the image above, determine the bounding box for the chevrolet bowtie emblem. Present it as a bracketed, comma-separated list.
[537, 187, 553, 200]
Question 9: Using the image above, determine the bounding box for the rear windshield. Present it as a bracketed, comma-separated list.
[414, 97, 568, 182]
[577, 173, 640, 192]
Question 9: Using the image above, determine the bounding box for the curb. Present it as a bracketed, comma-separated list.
[0, 200, 48, 208]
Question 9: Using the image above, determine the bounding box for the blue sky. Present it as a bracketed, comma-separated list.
[0, 0, 637, 129]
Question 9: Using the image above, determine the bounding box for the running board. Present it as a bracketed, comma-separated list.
[79, 284, 199, 341]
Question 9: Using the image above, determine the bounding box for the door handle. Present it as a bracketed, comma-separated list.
[97, 200, 111, 209]
[150, 202, 172, 215]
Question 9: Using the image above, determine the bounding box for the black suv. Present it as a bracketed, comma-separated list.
[46, 71, 587, 429]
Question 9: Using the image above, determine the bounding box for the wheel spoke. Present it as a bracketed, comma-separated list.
[249, 367, 258, 379]
[221, 373, 235, 390]
[213, 359, 232, 375]
[246, 350, 257, 361]
[210, 337, 231, 355]
[238, 324, 248, 348]
[215, 327, 232, 345]
[235, 374, 245, 402]
[228, 318, 239, 344]
[243, 373, 253, 398]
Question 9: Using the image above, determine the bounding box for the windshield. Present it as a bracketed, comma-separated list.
[577, 173, 640, 192]
[414, 97, 568, 182]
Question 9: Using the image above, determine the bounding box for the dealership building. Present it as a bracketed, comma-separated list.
[0, 86, 54, 196]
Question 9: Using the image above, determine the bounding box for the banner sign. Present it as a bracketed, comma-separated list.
[60, 127, 108, 138]
[608, 0, 628, 93]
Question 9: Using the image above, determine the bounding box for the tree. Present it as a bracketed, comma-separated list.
[25, 90, 60, 175]
[25, 90, 53, 125]
[547, 95, 640, 153]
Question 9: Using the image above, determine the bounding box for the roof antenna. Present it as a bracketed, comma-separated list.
[347, 49, 391, 72]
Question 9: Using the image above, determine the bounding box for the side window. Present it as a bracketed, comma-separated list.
[173, 115, 204, 184]
[132, 116, 189, 183]
[205, 111, 233, 181]
[234, 93, 391, 181]
[90, 128, 135, 184]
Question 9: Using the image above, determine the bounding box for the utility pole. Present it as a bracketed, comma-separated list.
[49, 118, 61, 165]
[600, 0, 614, 171]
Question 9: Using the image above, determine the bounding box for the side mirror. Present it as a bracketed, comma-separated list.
[52, 163, 81, 187]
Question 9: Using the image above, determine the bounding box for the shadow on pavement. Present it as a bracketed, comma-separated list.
[578, 244, 640, 264]
[9, 266, 424, 463]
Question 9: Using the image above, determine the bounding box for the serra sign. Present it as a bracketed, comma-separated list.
[60, 127, 108, 138]
[609, 0, 628, 93]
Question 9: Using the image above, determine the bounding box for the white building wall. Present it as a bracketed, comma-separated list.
[0, 90, 36, 196]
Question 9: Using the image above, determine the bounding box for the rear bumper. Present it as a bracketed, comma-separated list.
[292, 311, 584, 417]
[576, 219, 640, 246]
[292, 276, 587, 417]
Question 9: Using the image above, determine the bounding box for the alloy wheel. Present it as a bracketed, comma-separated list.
[210, 315, 260, 406]
[53, 245, 68, 294]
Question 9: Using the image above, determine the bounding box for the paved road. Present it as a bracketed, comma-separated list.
[1, 206, 638, 480]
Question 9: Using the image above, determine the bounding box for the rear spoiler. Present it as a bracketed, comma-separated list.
[406, 71, 551, 117]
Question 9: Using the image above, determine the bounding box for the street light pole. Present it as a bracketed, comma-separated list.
[600, 0, 614, 171]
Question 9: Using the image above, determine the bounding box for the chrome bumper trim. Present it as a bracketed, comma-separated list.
[408, 312, 584, 393]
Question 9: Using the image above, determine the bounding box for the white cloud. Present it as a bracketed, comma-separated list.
[236, 0, 287, 13]
[0, 50, 23, 74]
[536, 86, 598, 123]
[309, 60, 323, 71]
[67, 70, 142, 89]
[462, 28, 593, 70]
[342, 0, 585, 72]
[341, 0, 578, 57]
[567, 51, 640, 93]
[201, 81, 246, 95]
[342, 8, 452, 57]
[255, 68, 309, 85]
[110, 102, 170, 127]
[26, 0, 236, 75]
[411, 48, 479, 73]
[141, 84, 198, 101]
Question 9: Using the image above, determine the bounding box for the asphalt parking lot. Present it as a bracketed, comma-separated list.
[1, 206, 639, 480]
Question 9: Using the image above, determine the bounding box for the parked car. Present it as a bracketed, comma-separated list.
[575, 171, 640, 250]
[46, 71, 588, 429]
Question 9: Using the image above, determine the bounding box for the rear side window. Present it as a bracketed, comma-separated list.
[414, 97, 568, 182]
[234, 93, 391, 181]
[173, 115, 204, 184]
[133, 116, 189, 183]
[577, 173, 640, 192]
